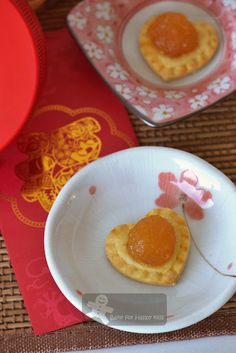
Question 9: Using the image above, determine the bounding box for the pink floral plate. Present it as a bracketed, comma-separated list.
[45, 147, 236, 333]
[67, 0, 236, 127]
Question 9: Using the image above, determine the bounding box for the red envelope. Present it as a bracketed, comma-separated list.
[0, 28, 138, 335]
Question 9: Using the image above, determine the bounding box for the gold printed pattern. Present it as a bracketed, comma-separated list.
[0, 105, 135, 228]
[15, 117, 101, 212]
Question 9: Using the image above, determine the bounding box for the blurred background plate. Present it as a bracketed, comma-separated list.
[67, 0, 236, 127]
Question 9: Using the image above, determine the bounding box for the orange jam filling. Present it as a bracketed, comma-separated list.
[147, 12, 199, 58]
[127, 215, 176, 266]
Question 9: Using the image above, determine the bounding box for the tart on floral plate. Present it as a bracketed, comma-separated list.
[45, 147, 236, 333]
[67, 0, 236, 127]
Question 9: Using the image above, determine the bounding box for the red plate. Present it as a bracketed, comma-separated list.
[0, 0, 46, 150]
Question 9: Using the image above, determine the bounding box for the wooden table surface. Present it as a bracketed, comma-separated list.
[0, 0, 235, 333]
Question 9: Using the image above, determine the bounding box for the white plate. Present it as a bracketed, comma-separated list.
[44, 147, 236, 333]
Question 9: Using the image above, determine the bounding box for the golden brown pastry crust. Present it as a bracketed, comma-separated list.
[139, 17, 219, 81]
[105, 208, 190, 286]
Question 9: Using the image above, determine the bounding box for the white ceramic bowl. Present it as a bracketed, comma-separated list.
[45, 147, 236, 333]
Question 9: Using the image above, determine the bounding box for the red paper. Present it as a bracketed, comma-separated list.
[0, 29, 138, 335]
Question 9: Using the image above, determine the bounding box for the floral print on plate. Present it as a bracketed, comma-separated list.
[68, 0, 236, 126]
[155, 169, 213, 220]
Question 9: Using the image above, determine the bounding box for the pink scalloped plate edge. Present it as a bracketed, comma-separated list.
[67, 0, 236, 126]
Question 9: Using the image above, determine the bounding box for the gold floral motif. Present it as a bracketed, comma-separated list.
[15, 117, 101, 212]
[0, 105, 135, 228]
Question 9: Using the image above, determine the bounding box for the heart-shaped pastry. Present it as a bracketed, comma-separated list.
[139, 12, 219, 81]
[105, 208, 190, 286]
